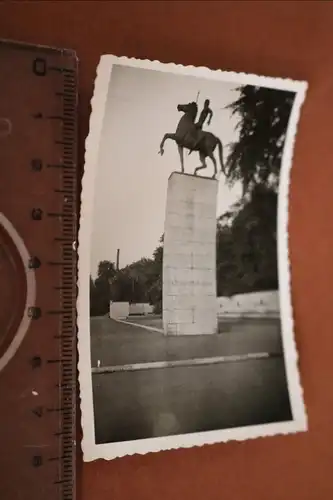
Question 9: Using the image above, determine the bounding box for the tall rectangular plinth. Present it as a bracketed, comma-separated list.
[163, 172, 218, 335]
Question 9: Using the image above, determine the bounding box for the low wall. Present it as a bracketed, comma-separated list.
[109, 293, 279, 321]
[109, 302, 130, 320]
[217, 291, 279, 319]
[129, 303, 154, 316]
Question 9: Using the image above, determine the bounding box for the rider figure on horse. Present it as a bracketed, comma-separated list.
[188, 99, 213, 154]
[196, 99, 213, 129]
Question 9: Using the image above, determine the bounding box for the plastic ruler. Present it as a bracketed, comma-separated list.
[0, 39, 78, 500]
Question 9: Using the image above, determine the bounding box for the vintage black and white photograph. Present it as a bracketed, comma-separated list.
[78, 56, 307, 461]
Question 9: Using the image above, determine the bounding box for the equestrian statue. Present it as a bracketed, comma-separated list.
[159, 100, 225, 179]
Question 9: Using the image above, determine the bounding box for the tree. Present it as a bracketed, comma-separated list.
[111, 258, 155, 303]
[230, 184, 278, 291]
[216, 222, 239, 296]
[226, 85, 296, 194]
[216, 184, 278, 296]
[91, 260, 116, 316]
[110, 268, 134, 302]
[97, 260, 116, 280]
[213, 84, 295, 295]
[109, 237, 164, 312]
[89, 275, 98, 316]
[147, 241, 163, 313]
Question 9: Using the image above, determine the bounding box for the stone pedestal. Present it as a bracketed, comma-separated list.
[162, 172, 218, 335]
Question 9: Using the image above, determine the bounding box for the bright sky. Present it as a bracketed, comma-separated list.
[90, 64, 243, 277]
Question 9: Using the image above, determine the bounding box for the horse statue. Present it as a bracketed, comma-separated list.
[159, 101, 225, 179]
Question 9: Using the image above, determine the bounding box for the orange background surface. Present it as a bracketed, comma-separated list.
[1, 1, 333, 499]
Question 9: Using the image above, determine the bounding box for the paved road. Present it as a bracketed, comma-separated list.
[90, 315, 290, 444]
[90, 316, 283, 367]
[92, 356, 292, 444]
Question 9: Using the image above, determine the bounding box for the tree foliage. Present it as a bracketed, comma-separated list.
[90, 238, 164, 317]
[226, 85, 295, 194]
[90, 260, 116, 316]
[215, 84, 295, 292]
[217, 184, 278, 296]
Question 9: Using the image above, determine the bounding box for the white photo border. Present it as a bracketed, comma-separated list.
[78, 55, 308, 462]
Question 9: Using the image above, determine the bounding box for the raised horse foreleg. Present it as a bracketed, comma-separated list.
[159, 133, 177, 156]
[194, 151, 207, 176]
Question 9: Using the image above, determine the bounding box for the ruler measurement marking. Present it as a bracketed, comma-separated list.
[58, 59, 77, 500]
[28, 54, 78, 496]
[47, 164, 75, 170]
[47, 212, 66, 217]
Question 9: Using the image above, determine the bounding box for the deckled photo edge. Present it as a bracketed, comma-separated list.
[277, 85, 308, 427]
[77, 55, 308, 462]
[77, 56, 113, 458]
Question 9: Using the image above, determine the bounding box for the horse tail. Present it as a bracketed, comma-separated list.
[216, 138, 225, 174]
